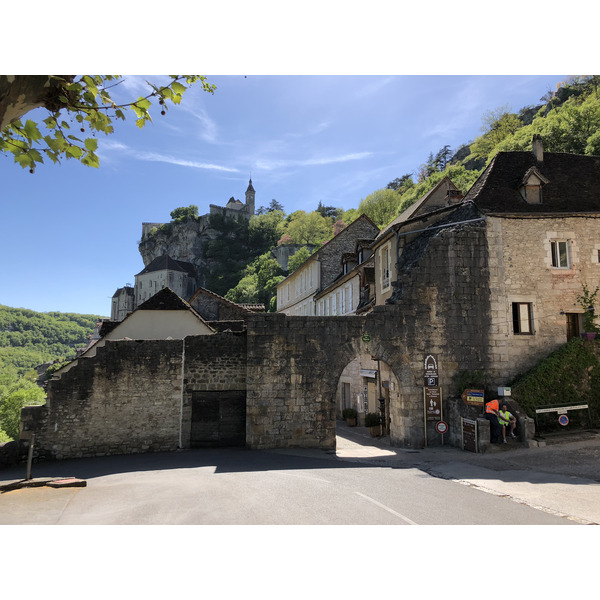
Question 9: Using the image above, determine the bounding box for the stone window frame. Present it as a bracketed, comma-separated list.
[545, 231, 576, 272]
[511, 300, 535, 335]
[550, 240, 570, 269]
[380, 241, 391, 292]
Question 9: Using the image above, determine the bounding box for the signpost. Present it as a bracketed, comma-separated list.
[425, 387, 441, 421]
[424, 354, 438, 387]
[423, 354, 442, 447]
[461, 418, 477, 453]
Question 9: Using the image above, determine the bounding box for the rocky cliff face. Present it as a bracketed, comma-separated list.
[138, 217, 220, 288]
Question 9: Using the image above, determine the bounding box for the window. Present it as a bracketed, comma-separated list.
[551, 240, 570, 269]
[513, 302, 534, 334]
[381, 244, 390, 290]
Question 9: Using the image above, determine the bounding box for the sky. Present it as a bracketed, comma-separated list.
[0, 3, 592, 318]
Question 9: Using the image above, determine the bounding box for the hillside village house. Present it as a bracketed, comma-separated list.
[15, 137, 600, 462]
[276, 214, 379, 315]
[371, 176, 463, 307]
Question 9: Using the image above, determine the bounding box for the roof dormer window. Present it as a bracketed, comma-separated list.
[519, 167, 550, 205]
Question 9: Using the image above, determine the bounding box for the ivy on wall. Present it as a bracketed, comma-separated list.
[510, 338, 600, 427]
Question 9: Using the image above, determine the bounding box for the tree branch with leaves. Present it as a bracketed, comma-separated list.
[0, 75, 215, 172]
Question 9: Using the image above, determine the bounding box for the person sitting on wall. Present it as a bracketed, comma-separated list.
[485, 398, 501, 443]
[498, 403, 517, 444]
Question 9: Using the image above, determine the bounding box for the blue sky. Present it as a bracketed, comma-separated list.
[0, 74, 568, 317]
[1, 3, 589, 318]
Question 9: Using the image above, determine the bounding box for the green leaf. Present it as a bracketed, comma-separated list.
[84, 138, 98, 151]
[66, 146, 83, 159]
[15, 153, 33, 168]
[28, 149, 44, 163]
[24, 120, 43, 142]
[171, 81, 186, 95]
[136, 97, 152, 111]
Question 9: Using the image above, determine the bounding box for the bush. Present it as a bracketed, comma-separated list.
[364, 412, 381, 427]
[342, 408, 357, 420]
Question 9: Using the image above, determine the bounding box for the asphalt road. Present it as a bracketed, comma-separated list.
[0, 441, 579, 525]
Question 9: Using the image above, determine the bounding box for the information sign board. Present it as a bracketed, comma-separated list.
[425, 387, 441, 421]
[462, 418, 477, 453]
[462, 389, 485, 406]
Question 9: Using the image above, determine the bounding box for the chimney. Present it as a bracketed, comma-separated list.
[532, 134, 544, 162]
[446, 189, 464, 205]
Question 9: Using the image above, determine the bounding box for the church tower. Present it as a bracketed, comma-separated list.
[245, 178, 255, 216]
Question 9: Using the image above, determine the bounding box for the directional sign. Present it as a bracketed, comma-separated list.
[462, 389, 485, 406]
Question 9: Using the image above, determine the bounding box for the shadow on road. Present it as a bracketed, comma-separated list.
[2, 421, 599, 490]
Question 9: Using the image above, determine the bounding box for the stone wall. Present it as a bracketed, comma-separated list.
[181, 333, 247, 447]
[486, 215, 600, 383]
[22, 339, 185, 460]
[18, 216, 588, 460]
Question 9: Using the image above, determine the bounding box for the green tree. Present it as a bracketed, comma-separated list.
[170, 205, 199, 221]
[387, 174, 414, 193]
[470, 105, 523, 160]
[248, 210, 286, 249]
[287, 247, 312, 273]
[358, 188, 401, 228]
[285, 211, 332, 245]
[0, 373, 45, 440]
[0, 75, 215, 172]
[225, 252, 284, 310]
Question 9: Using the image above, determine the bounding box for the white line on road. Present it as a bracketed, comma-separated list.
[355, 492, 418, 525]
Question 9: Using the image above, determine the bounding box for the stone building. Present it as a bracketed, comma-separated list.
[110, 285, 134, 321]
[209, 178, 255, 220]
[276, 214, 379, 315]
[17, 140, 600, 461]
[134, 254, 197, 307]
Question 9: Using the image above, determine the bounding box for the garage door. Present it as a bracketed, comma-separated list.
[190, 391, 246, 447]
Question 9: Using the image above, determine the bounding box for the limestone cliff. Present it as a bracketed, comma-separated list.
[139, 216, 217, 288]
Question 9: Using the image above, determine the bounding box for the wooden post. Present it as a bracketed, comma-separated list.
[26, 433, 35, 481]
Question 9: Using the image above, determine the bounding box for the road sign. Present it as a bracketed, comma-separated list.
[462, 389, 485, 406]
[436, 421, 448, 434]
[424, 376, 439, 387]
[558, 414, 569, 426]
[425, 387, 441, 421]
[362, 333, 371, 343]
[424, 354, 438, 377]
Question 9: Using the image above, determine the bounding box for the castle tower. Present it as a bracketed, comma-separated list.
[245, 178, 255, 216]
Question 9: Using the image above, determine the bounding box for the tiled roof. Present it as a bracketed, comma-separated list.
[464, 151, 600, 213]
[136, 255, 196, 277]
[188, 285, 263, 312]
[137, 287, 197, 311]
[112, 286, 134, 298]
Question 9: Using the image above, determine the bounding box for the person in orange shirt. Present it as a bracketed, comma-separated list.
[485, 398, 501, 443]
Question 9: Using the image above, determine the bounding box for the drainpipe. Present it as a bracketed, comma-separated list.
[178, 338, 185, 449]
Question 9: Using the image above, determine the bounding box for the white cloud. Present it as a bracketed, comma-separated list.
[256, 151, 372, 171]
[99, 140, 238, 172]
[135, 151, 239, 172]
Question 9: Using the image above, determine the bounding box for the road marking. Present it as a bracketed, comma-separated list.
[354, 492, 418, 525]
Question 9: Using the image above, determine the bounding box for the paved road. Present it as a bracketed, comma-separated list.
[0, 429, 590, 525]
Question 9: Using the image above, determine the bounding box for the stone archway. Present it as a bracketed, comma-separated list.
[335, 354, 400, 434]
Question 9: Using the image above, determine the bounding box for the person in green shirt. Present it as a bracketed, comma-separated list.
[498, 403, 517, 443]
